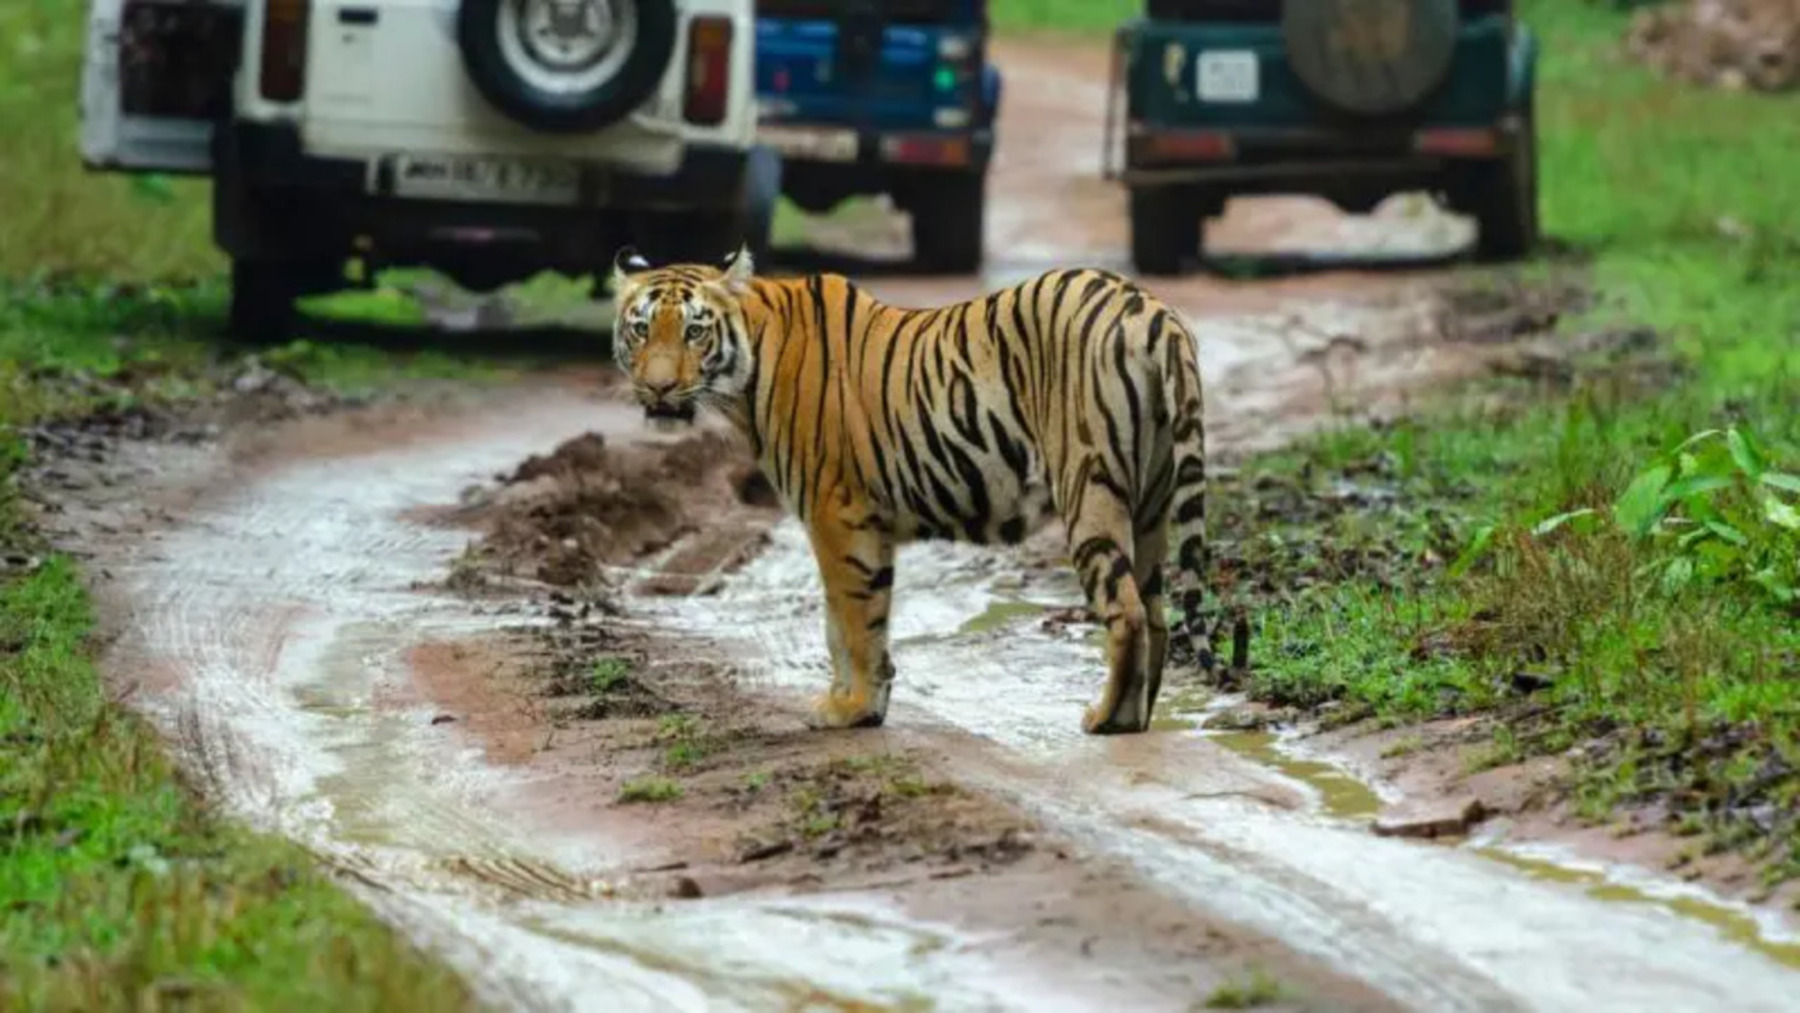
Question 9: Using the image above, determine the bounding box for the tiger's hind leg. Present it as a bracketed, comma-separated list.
[803, 501, 897, 731]
[1067, 475, 1152, 735]
[1133, 519, 1171, 724]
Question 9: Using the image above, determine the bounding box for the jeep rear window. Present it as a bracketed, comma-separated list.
[120, 1, 242, 119]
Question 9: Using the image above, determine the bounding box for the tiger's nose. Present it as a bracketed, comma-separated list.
[644, 378, 677, 398]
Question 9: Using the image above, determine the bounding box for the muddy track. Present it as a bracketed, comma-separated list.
[48, 36, 1800, 1013]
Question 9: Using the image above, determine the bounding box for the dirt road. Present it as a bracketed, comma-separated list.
[56, 37, 1800, 1013]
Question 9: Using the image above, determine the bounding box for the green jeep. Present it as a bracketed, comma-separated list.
[1105, 1, 1539, 274]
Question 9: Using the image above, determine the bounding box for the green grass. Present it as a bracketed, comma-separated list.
[1213, 1, 1800, 888]
[0, 1, 215, 281]
[990, 0, 1138, 33]
[617, 777, 685, 804]
[1201, 967, 1285, 1010]
[0, 533, 473, 1010]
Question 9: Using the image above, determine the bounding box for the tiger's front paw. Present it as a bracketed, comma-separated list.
[1082, 701, 1150, 736]
[805, 689, 887, 731]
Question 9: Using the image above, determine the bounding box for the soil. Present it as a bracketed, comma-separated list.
[1627, 0, 1800, 93]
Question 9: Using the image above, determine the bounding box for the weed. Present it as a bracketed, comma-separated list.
[744, 771, 771, 792]
[617, 777, 684, 804]
[590, 656, 632, 695]
[1202, 967, 1285, 1009]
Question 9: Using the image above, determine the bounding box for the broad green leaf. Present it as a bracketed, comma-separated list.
[1663, 474, 1734, 503]
[1763, 494, 1800, 530]
[1533, 508, 1597, 537]
[1727, 427, 1767, 479]
[1760, 471, 1800, 494]
[1677, 526, 1714, 549]
[1448, 524, 1496, 578]
[1614, 464, 1673, 538]
[1704, 520, 1749, 546]
[1672, 429, 1725, 455]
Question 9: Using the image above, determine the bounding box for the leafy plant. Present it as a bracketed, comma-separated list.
[1459, 425, 1800, 608]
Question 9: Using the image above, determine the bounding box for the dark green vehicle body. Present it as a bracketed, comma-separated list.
[1108, 1, 1540, 273]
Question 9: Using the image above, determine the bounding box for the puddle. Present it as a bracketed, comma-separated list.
[1207, 730, 1384, 822]
[106, 393, 1104, 1013]
[657, 509, 1800, 1010]
[1477, 845, 1800, 971]
[958, 598, 1050, 636]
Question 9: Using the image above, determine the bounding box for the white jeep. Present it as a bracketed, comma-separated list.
[79, 0, 773, 341]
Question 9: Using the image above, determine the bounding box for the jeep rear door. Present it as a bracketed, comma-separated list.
[755, 1, 986, 132]
[80, 0, 243, 173]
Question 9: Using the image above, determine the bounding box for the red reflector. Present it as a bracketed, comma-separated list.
[1415, 128, 1499, 157]
[1139, 130, 1235, 163]
[879, 135, 970, 167]
[684, 16, 733, 126]
[260, 0, 311, 103]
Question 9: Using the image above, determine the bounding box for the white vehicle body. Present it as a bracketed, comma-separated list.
[79, 0, 769, 338]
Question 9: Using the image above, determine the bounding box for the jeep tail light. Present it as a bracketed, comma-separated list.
[684, 16, 733, 126]
[260, 0, 311, 103]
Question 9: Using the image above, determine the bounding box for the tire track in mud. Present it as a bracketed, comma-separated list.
[100, 391, 1307, 1013]
[641, 505, 1800, 1013]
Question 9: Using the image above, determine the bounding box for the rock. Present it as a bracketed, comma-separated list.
[1372, 797, 1489, 839]
[668, 876, 704, 899]
[430, 713, 457, 726]
[1203, 706, 1269, 732]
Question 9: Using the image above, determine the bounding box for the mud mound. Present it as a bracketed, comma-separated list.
[446, 426, 777, 590]
[1626, 0, 1800, 92]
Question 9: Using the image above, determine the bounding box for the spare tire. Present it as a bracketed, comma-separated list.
[1282, 0, 1459, 118]
[458, 0, 677, 134]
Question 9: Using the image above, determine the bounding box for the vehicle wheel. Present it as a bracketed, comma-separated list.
[227, 258, 310, 345]
[1283, 0, 1458, 117]
[910, 171, 985, 274]
[458, 0, 678, 134]
[1469, 100, 1540, 261]
[1129, 186, 1201, 277]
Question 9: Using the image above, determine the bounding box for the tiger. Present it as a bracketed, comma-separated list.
[608, 244, 1216, 735]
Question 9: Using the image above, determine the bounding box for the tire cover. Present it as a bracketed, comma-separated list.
[1283, 0, 1460, 117]
[458, 0, 678, 134]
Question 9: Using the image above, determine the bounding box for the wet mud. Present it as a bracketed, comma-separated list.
[30, 33, 1800, 1013]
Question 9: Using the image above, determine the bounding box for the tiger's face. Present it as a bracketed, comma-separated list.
[609, 245, 756, 424]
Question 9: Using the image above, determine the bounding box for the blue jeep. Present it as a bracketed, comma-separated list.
[1106, 1, 1539, 274]
[753, 1, 1002, 273]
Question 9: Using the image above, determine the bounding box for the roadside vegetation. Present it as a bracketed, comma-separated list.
[1198, 1, 1800, 893]
[1, 4, 482, 1006]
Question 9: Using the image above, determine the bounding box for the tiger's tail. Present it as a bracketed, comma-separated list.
[1159, 314, 1242, 674]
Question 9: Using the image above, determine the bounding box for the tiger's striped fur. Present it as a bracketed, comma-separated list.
[610, 246, 1214, 735]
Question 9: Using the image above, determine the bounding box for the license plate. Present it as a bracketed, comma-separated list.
[391, 154, 580, 205]
[1196, 50, 1259, 104]
[757, 125, 859, 163]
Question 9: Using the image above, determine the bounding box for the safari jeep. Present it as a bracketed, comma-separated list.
[79, 0, 767, 341]
[752, 0, 1002, 273]
[1106, 0, 1539, 274]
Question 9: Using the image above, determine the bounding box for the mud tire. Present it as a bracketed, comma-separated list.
[1129, 186, 1201, 277]
[227, 258, 320, 346]
[457, 0, 678, 134]
[910, 171, 986, 275]
[1283, 0, 1460, 118]
[1467, 102, 1540, 262]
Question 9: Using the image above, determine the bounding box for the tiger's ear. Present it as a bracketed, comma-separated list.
[719, 243, 755, 295]
[611, 246, 652, 289]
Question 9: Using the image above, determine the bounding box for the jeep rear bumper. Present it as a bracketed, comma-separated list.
[1117, 116, 1526, 187]
[214, 122, 749, 210]
[212, 122, 753, 288]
